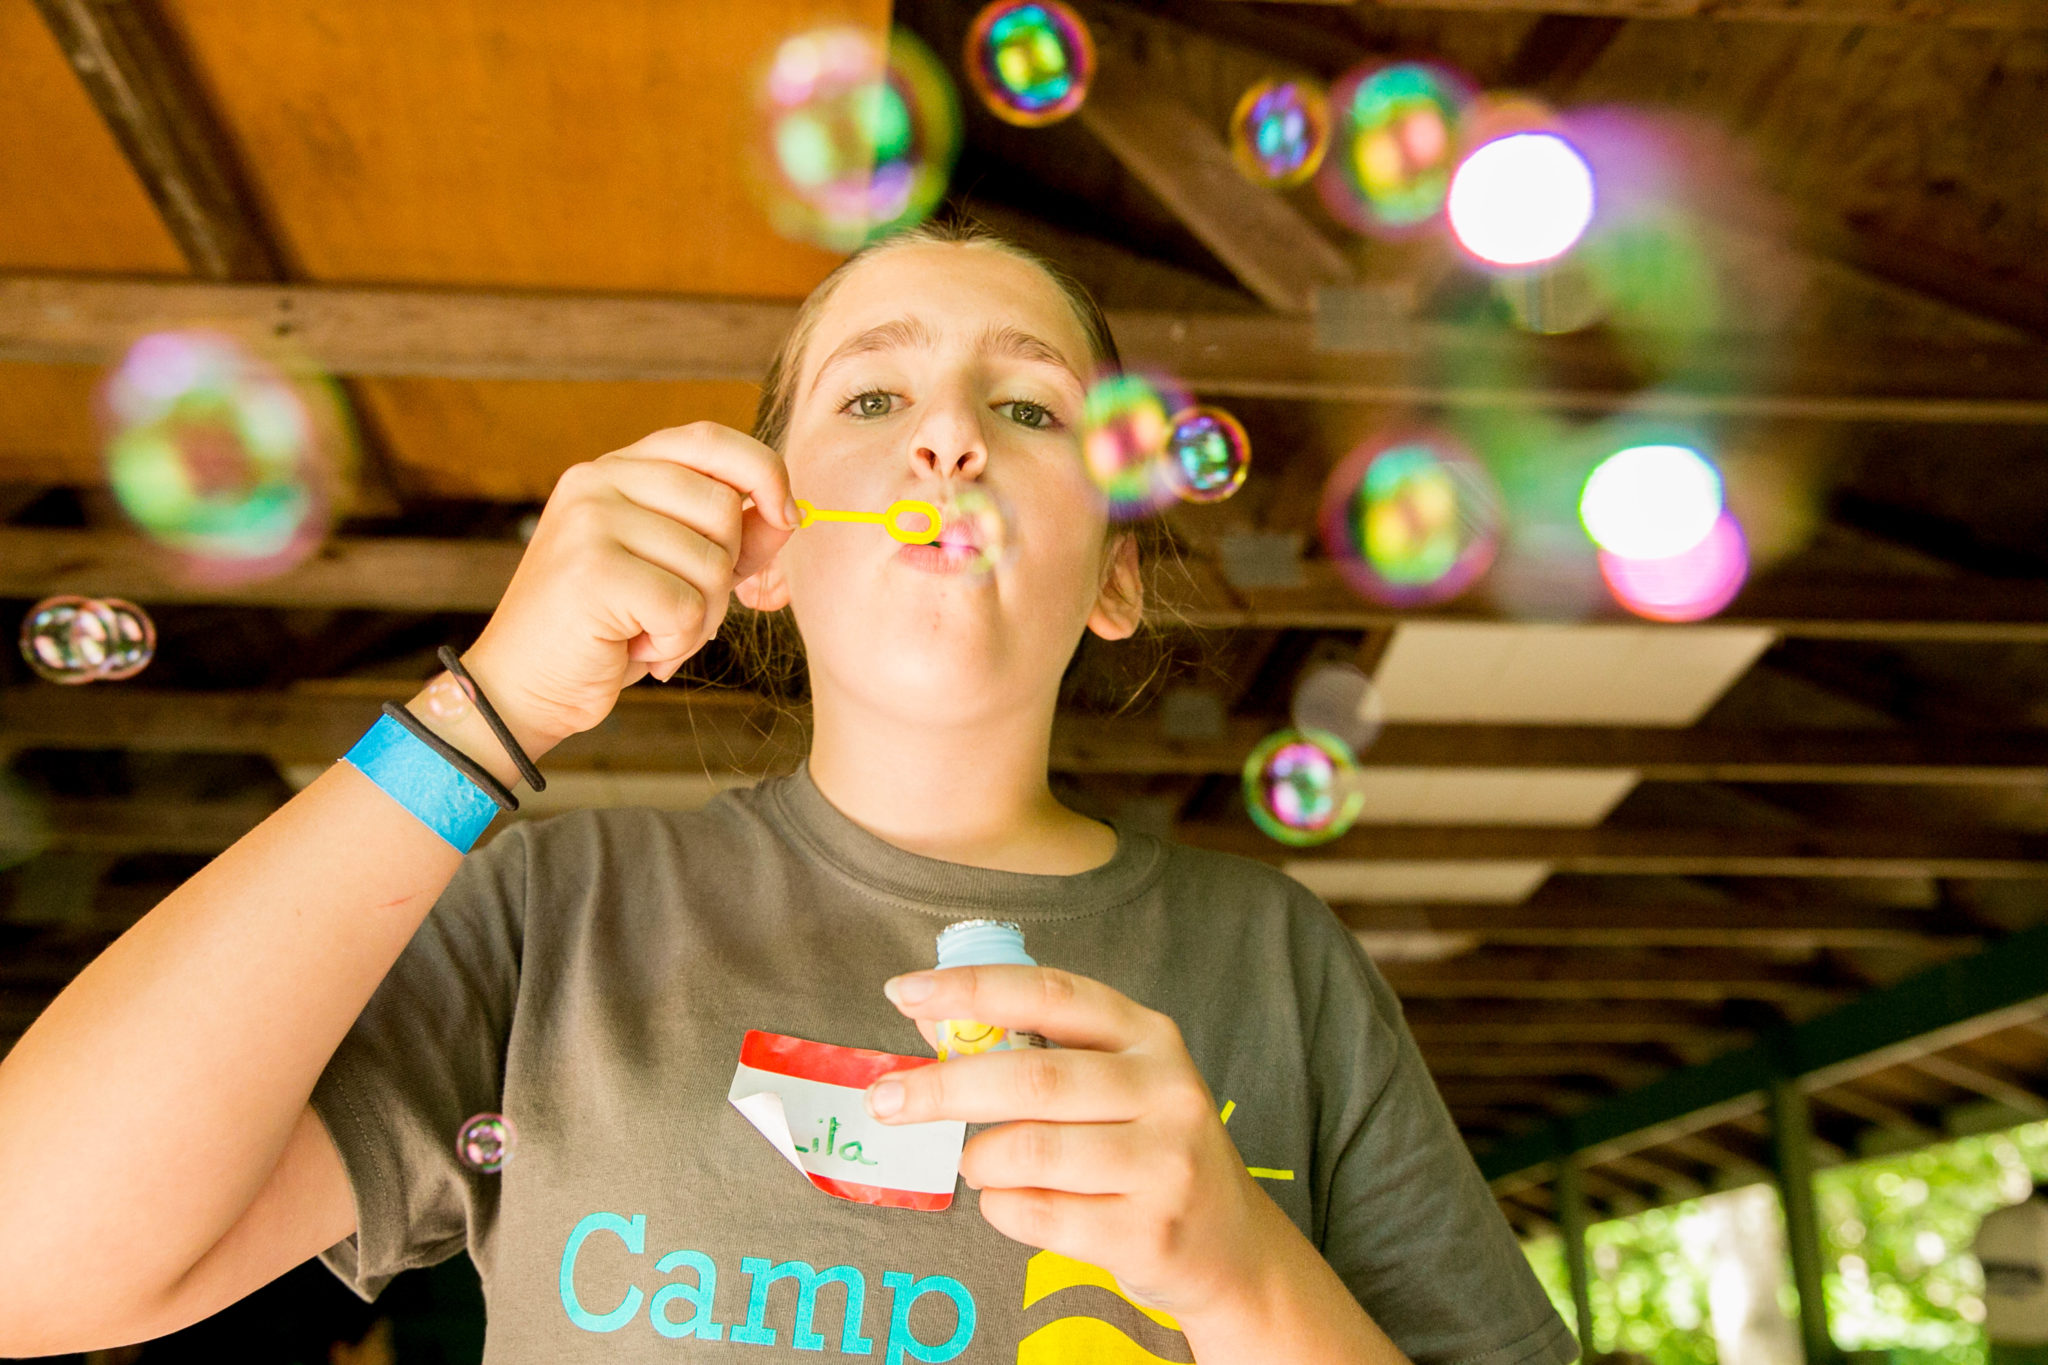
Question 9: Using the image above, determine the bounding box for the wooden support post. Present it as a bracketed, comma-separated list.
[1556, 1155, 1597, 1357]
[1768, 1077, 1836, 1365]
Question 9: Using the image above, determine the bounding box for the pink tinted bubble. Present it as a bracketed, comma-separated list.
[418, 671, 478, 723]
[19, 596, 112, 685]
[456, 1112, 514, 1173]
[1598, 512, 1748, 622]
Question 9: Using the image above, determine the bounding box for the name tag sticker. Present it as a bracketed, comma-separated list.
[727, 1029, 965, 1212]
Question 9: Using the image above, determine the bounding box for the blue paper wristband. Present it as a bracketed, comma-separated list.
[343, 713, 499, 852]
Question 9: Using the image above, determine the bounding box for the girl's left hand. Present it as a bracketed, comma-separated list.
[863, 964, 1276, 1320]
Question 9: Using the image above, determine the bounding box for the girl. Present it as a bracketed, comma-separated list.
[0, 221, 1574, 1365]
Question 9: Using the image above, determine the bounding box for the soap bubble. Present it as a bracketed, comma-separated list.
[1243, 728, 1363, 847]
[1164, 406, 1251, 505]
[18, 596, 155, 684]
[456, 1112, 514, 1173]
[1448, 131, 1597, 268]
[1080, 371, 1188, 521]
[1320, 432, 1502, 606]
[964, 0, 1094, 127]
[99, 330, 344, 586]
[1599, 512, 1748, 623]
[1580, 443, 1723, 560]
[1230, 79, 1329, 188]
[934, 483, 1017, 576]
[1318, 62, 1470, 235]
[1291, 662, 1386, 755]
[754, 25, 960, 251]
[91, 599, 157, 682]
[418, 670, 479, 724]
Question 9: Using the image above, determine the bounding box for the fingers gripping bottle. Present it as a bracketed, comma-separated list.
[934, 919, 1049, 1060]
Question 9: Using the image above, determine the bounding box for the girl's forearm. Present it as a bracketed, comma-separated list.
[1177, 1196, 1410, 1365]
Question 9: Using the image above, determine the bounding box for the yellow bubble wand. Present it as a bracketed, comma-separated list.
[792, 498, 941, 545]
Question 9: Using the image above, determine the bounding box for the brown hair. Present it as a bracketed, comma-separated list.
[749, 216, 1122, 452]
[724, 216, 1181, 711]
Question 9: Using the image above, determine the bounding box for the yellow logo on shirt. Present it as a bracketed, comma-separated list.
[1017, 1250, 1183, 1364]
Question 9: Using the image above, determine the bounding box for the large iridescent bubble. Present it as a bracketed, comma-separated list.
[754, 26, 960, 251]
[1320, 432, 1503, 606]
[1080, 371, 1188, 521]
[100, 331, 344, 586]
[1318, 62, 1470, 235]
[1448, 130, 1597, 269]
[1164, 405, 1250, 505]
[964, 1, 1094, 127]
[1230, 80, 1329, 189]
[19, 596, 156, 685]
[1243, 728, 1364, 847]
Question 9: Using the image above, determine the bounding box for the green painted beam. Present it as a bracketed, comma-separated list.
[1477, 921, 2048, 1184]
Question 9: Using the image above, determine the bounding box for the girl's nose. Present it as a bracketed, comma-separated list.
[908, 399, 989, 481]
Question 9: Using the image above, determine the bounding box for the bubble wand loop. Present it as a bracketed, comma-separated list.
[792, 498, 942, 545]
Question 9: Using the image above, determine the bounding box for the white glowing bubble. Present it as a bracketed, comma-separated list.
[1447, 132, 1595, 268]
[1579, 443, 1723, 560]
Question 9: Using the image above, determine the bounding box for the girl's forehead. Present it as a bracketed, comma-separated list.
[802, 244, 1093, 379]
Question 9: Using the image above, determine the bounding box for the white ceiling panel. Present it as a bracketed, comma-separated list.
[1372, 623, 1775, 725]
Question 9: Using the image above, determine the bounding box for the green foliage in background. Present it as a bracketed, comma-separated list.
[1519, 1118, 2048, 1365]
[1818, 1120, 2048, 1365]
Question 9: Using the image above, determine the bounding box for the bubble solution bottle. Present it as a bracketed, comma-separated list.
[934, 919, 1049, 1060]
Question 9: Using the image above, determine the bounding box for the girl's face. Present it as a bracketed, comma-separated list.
[740, 242, 1141, 727]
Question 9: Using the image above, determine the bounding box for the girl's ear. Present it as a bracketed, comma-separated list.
[1086, 533, 1144, 641]
[734, 554, 791, 612]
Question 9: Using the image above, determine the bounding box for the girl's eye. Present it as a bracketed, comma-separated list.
[1001, 400, 1056, 430]
[845, 391, 897, 418]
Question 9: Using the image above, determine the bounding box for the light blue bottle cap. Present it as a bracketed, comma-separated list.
[935, 919, 1036, 969]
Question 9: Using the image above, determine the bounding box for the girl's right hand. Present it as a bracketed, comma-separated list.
[458, 423, 800, 753]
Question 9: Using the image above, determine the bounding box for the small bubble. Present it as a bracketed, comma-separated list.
[1319, 432, 1502, 606]
[1317, 62, 1471, 236]
[1164, 405, 1250, 505]
[1080, 371, 1187, 521]
[418, 672, 478, 723]
[935, 483, 1017, 577]
[964, 1, 1094, 127]
[456, 1112, 514, 1173]
[1243, 729, 1363, 848]
[91, 599, 156, 682]
[21, 597, 113, 685]
[1230, 80, 1329, 189]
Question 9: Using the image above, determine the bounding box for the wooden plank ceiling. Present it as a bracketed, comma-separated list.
[3, 0, 2047, 1217]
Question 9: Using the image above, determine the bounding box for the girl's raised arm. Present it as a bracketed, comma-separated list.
[0, 424, 794, 1354]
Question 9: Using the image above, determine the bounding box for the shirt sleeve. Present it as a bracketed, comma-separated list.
[1300, 902, 1580, 1365]
[309, 820, 530, 1301]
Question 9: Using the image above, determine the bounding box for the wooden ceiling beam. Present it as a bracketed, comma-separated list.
[1402, 1001, 1751, 1053]
[1903, 1053, 2048, 1119]
[1078, 84, 1353, 314]
[10, 274, 2048, 425]
[28, 0, 280, 281]
[1190, 821, 2048, 879]
[1340, 900, 1985, 951]
[1417, 1046, 1667, 1087]
[1380, 949, 1854, 1004]
[18, 686, 2048, 786]
[1354, 0, 2048, 29]
[12, 525, 2048, 642]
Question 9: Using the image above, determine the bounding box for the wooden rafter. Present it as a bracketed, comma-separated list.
[1904, 1052, 2048, 1119]
[12, 527, 2048, 642]
[17, 686, 2048, 789]
[28, 0, 280, 280]
[1358, 0, 2048, 29]
[9, 275, 2048, 425]
[1380, 949, 1854, 1004]
[1340, 900, 1983, 951]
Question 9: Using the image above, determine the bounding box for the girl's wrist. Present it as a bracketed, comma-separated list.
[1172, 1190, 1345, 1348]
[406, 652, 564, 791]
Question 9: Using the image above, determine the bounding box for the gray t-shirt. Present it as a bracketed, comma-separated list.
[312, 766, 1575, 1365]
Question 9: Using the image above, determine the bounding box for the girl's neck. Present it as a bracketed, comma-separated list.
[804, 687, 1118, 875]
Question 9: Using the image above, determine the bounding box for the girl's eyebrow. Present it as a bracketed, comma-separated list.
[807, 316, 1083, 395]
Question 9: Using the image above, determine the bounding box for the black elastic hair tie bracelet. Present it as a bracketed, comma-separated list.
[439, 645, 547, 793]
[380, 701, 519, 814]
